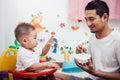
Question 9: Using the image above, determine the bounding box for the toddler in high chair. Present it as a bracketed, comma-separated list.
[14, 22, 60, 80]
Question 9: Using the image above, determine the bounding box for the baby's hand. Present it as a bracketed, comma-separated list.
[46, 56, 52, 61]
[47, 62, 60, 70]
[47, 36, 54, 45]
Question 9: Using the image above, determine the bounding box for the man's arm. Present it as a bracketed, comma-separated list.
[75, 59, 120, 80]
[93, 70, 120, 80]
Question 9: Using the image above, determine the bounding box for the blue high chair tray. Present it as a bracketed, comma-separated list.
[62, 60, 83, 73]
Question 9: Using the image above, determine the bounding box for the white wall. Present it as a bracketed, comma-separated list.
[0, 0, 120, 61]
[0, 0, 20, 54]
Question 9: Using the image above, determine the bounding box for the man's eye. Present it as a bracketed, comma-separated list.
[89, 18, 94, 21]
[85, 18, 94, 22]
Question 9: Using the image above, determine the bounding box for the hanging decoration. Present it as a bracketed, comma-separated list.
[60, 45, 74, 61]
[77, 19, 82, 23]
[59, 22, 65, 28]
[71, 26, 79, 31]
[52, 38, 58, 53]
[30, 12, 45, 33]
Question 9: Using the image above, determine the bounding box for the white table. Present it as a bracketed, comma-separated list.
[56, 68, 89, 78]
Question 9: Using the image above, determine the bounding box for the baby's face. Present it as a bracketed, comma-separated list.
[26, 30, 38, 49]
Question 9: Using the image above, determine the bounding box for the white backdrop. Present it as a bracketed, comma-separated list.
[0, 0, 120, 61]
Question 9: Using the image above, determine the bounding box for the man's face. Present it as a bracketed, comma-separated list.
[85, 10, 105, 33]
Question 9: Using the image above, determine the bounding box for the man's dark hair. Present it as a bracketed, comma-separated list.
[85, 0, 109, 18]
[15, 22, 35, 41]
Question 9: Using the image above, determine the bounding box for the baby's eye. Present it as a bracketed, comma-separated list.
[32, 36, 36, 39]
[34, 35, 37, 39]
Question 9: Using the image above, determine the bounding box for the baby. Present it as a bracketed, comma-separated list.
[14, 22, 59, 79]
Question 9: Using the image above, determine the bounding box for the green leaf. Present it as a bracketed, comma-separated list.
[14, 40, 20, 47]
[9, 45, 16, 49]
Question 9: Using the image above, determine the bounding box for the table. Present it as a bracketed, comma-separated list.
[56, 68, 89, 78]
[55, 61, 90, 78]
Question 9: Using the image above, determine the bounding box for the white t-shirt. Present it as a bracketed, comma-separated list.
[16, 46, 42, 70]
[88, 30, 120, 80]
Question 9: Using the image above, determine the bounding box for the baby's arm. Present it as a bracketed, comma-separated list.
[41, 36, 54, 56]
[26, 62, 60, 72]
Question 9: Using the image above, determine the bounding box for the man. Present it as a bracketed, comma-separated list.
[55, 0, 120, 80]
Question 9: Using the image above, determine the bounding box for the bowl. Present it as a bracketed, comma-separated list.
[74, 53, 91, 64]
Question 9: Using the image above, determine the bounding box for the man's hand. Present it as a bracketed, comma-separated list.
[76, 44, 87, 53]
[74, 58, 96, 75]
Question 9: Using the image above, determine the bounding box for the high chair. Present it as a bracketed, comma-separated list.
[0, 48, 57, 80]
